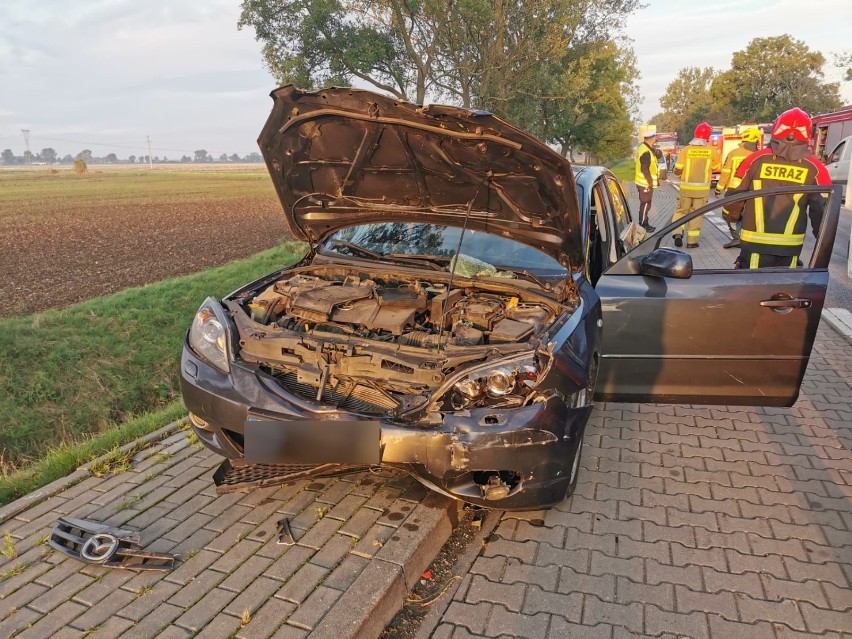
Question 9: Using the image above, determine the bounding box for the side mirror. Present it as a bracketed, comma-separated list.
[635, 247, 693, 279]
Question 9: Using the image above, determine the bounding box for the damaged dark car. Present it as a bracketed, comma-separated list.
[180, 86, 840, 509]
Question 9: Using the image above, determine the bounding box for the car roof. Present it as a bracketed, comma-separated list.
[570, 165, 612, 191]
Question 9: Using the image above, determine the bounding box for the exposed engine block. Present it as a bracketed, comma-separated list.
[242, 271, 552, 348]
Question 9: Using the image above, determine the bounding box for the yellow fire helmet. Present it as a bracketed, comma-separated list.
[741, 127, 761, 144]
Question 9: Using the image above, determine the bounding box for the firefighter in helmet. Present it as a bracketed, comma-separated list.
[715, 127, 762, 249]
[634, 128, 659, 231]
[725, 108, 831, 269]
[671, 122, 713, 248]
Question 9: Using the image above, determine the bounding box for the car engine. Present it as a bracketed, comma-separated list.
[226, 266, 566, 417]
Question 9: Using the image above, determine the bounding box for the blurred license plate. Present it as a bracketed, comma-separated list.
[244, 419, 381, 465]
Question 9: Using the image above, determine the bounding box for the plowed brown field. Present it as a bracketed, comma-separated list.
[0, 165, 289, 317]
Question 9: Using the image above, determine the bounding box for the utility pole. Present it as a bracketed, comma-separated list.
[21, 129, 31, 164]
[146, 135, 153, 169]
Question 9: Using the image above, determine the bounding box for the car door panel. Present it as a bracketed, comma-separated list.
[593, 184, 841, 406]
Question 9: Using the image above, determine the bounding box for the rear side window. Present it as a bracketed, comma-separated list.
[829, 141, 845, 163]
[605, 177, 632, 254]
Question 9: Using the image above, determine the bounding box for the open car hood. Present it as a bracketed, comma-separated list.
[259, 86, 583, 269]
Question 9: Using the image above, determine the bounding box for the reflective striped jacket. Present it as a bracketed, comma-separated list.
[634, 143, 659, 188]
[716, 145, 753, 192]
[673, 140, 712, 194]
[726, 149, 831, 256]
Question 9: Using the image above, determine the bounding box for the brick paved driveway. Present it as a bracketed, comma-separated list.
[0, 438, 452, 639]
[427, 183, 852, 639]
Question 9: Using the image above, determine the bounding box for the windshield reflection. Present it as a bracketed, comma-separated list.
[329, 223, 567, 275]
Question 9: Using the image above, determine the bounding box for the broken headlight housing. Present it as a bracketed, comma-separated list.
[188, 297, 231, 373]
[447, 353, 548, 410]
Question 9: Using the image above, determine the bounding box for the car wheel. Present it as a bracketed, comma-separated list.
[564, 354, 596, 501]
[564, 441, 583, 500]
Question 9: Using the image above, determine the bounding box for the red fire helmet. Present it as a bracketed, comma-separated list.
[771, 108, 812, 143]
[694, 122, 712, 141]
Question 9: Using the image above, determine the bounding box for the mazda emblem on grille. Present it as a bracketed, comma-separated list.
[80, 533, 120, 563]
[49, 516, 176, 571]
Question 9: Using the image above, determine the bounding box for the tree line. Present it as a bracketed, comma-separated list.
[650, 35, 844, 143]
[238, 0, 643, 162]
[0, 149, 265, 166]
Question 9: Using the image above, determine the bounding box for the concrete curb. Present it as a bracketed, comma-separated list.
[823, 307, 852, 345]
[313, 494, 455, 639]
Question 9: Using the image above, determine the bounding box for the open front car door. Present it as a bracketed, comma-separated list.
[594, 184, 841, 406]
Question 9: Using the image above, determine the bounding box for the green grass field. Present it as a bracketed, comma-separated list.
[0, 240, 307, 503]
[606, 158, 634, 183]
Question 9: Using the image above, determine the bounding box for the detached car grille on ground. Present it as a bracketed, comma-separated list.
[49, 516, 176, 571]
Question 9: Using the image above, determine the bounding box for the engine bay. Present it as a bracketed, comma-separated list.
[226, 265, 569, 416]
[243, 271, 555, 347]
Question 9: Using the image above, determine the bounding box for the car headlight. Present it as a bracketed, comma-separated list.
[449, 354, 546, 410]
[188, 298, 231, 373]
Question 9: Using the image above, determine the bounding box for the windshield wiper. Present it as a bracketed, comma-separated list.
[326, 239, 385, 260]
[386, 253, 447, 270]
[327, 240, 445, 270]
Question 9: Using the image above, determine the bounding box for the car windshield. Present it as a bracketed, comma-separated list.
[326, 223, 567, 277]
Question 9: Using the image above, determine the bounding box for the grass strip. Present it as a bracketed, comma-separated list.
[606, 158, 634, 183]
[0, 241, 307, 479]
[0, 400, 187, 506]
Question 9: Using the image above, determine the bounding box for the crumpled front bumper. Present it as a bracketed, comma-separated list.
[180, 341, 590, 509]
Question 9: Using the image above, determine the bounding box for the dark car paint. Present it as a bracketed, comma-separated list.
[181, 83, 840, 509]
[258, 85, 584, 269]
[180, 288, 599, 509]
[594, 184, 842, 405]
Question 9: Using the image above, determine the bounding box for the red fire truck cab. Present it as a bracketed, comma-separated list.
[812, 106, 852, 162]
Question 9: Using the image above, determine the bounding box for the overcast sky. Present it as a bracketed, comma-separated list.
[1, 0, 850, 159]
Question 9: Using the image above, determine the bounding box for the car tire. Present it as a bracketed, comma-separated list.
[564, 441, 583, 500]
[564, 353, 597, 502]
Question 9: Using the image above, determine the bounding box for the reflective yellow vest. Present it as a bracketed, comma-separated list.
[717, 146, 752, 192]
[634, 143, 659, 188]
[674, 143, 712, 195]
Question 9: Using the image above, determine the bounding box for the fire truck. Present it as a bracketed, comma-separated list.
[707, 124, 766, 185]
[655, 131, 678, 167]
[812, 105, 852, 162]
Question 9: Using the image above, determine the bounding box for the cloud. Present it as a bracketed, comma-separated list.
[627, 0, 852, 120]
[0, 0, 274, 156]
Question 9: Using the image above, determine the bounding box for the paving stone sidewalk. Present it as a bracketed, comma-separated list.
[425, 182, 852, 639]
[0, 433, 454, 639]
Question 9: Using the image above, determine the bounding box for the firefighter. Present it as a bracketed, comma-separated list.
[671, 122, 713, 247]
[725, 108, 831, 269]
[715, 127, 762, 249]
[634, 128, 659, 231]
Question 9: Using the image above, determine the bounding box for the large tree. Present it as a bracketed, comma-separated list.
[654, 36, 843, 135]
[500, 38, 638, 161]
[833, 50, 852, 82]
[239, 0, 640, 154]
[715, 36, 841, 122]
[40, 148, 57, 164]
[654, 67, 717, 142]
[238, 0, 433, 103]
